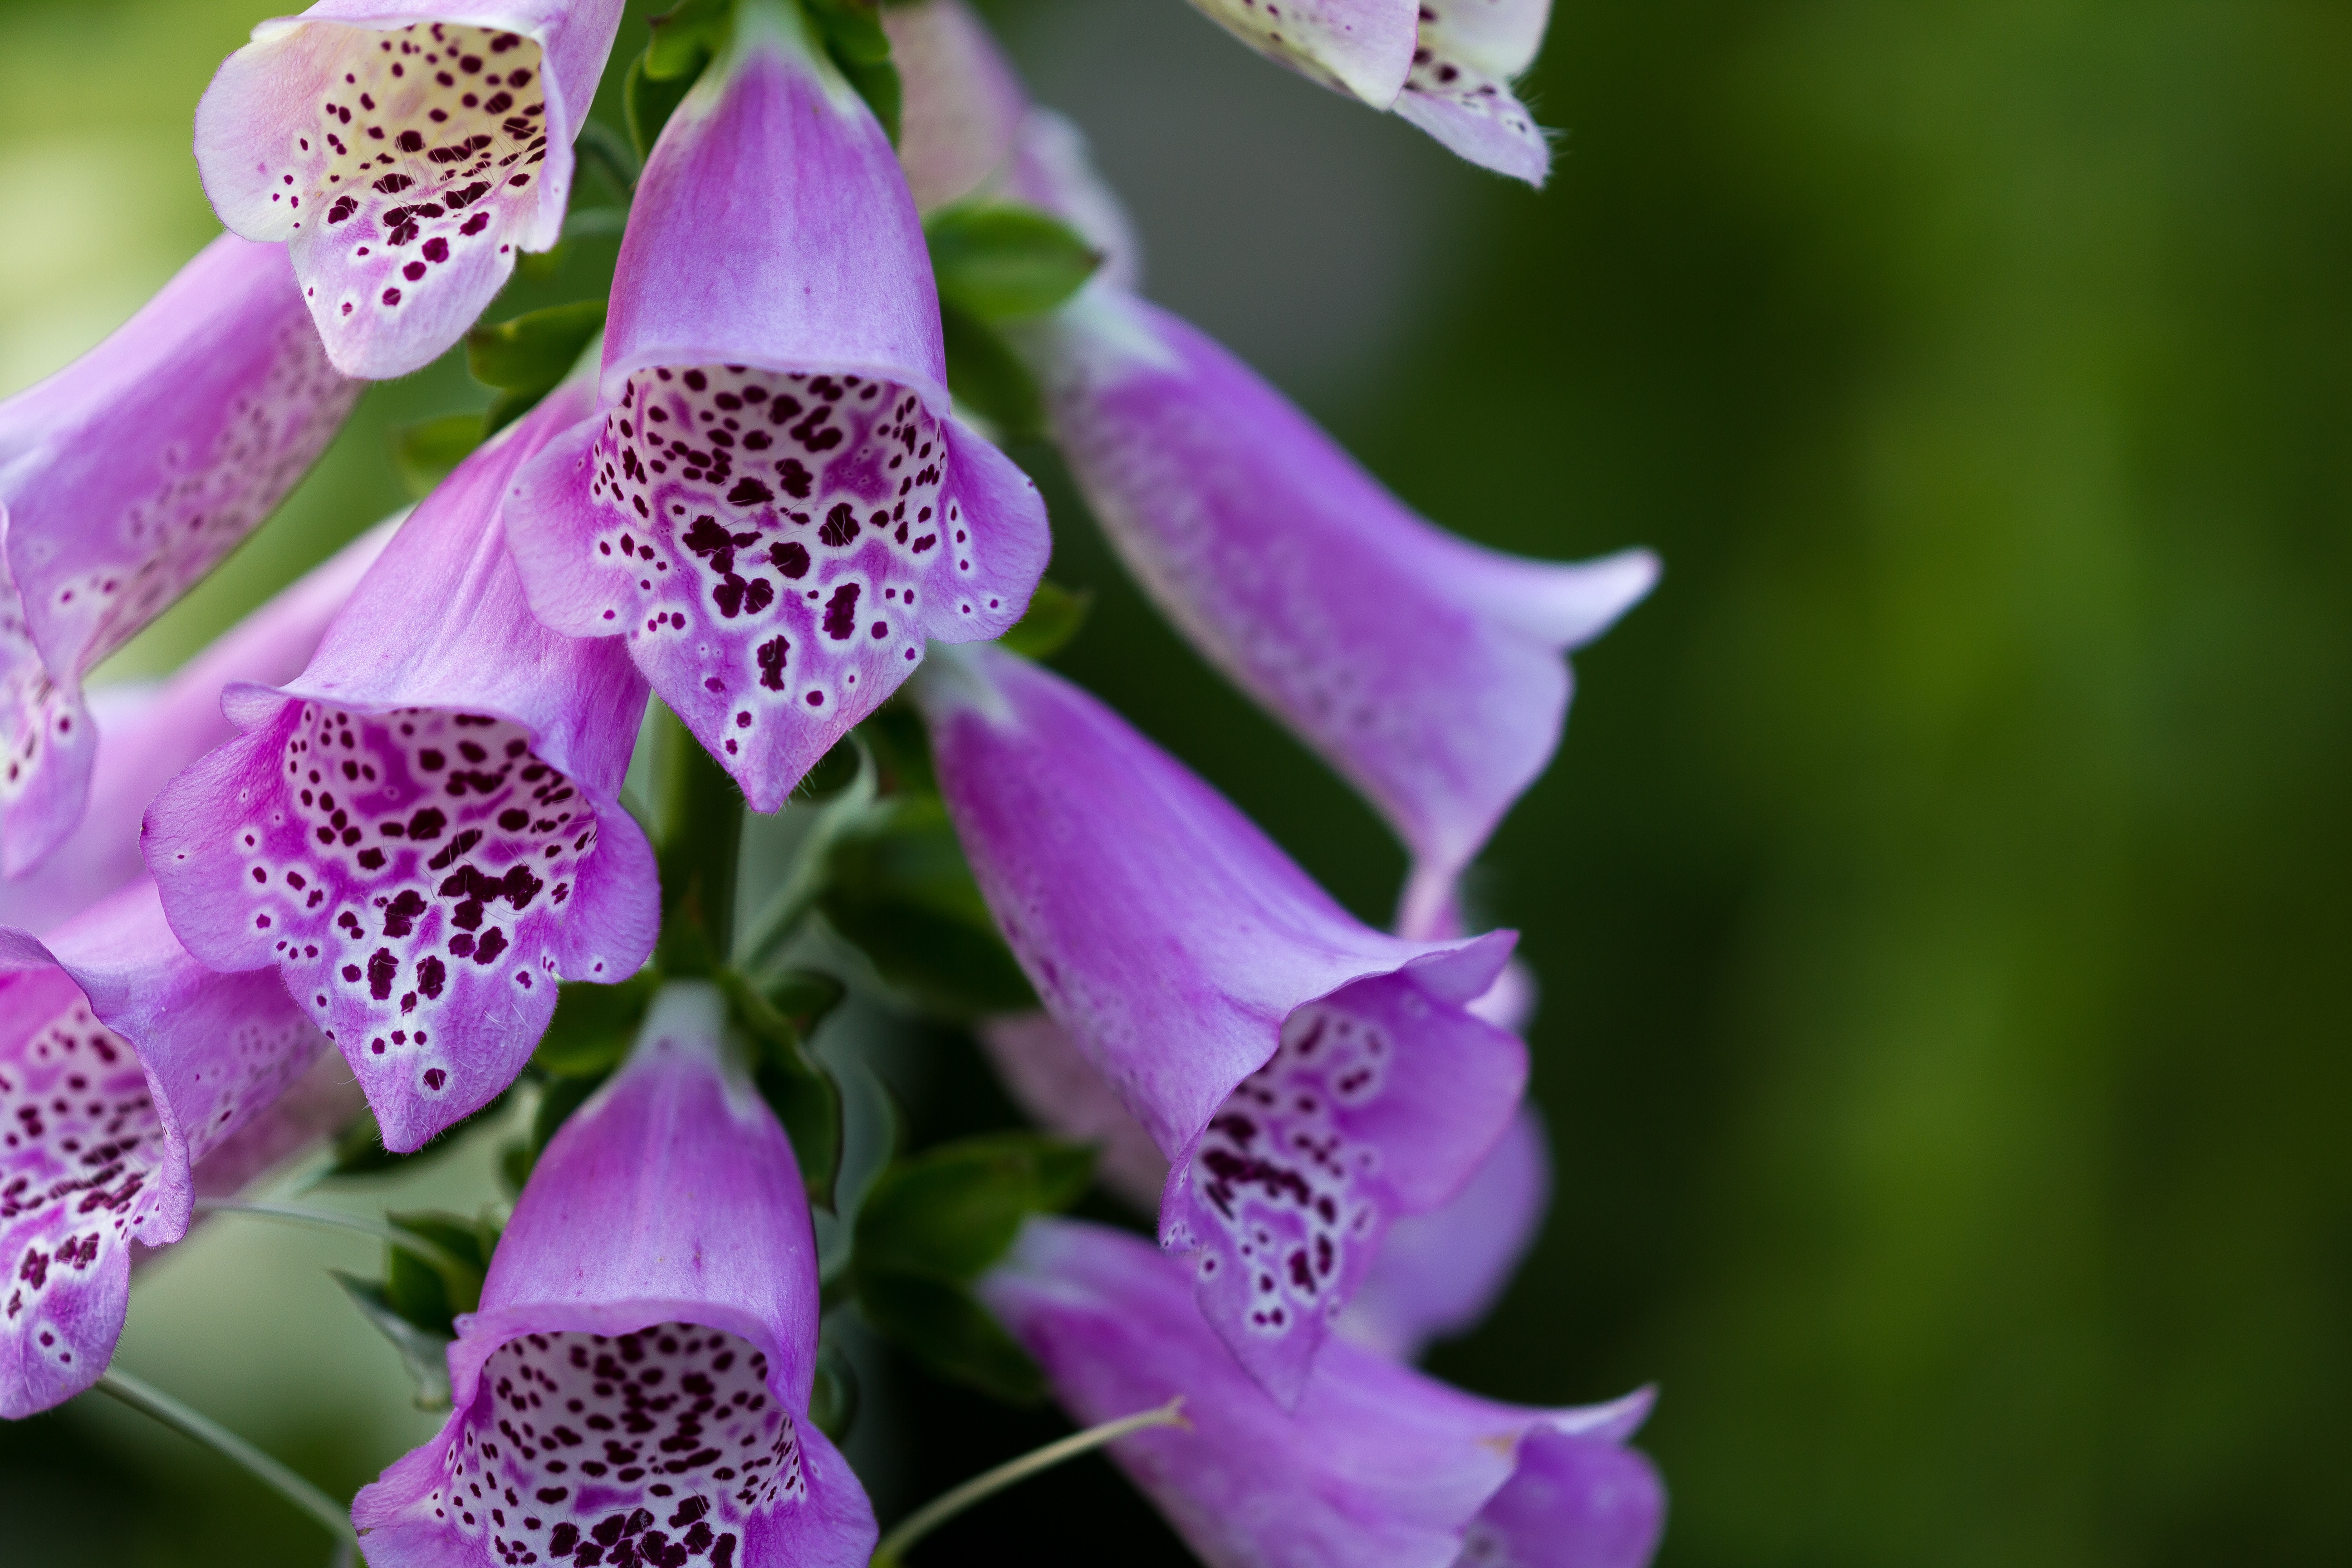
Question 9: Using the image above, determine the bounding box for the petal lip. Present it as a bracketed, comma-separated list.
[195, 2, 626, 378]
[922, 648, 1525, 1403]
[353, 981, 877, 1568]
[980, 1217, 1665, 1568]
[1186, 0, 1421, 107]
[0, 880, 324, 1417]
[1025, 288, 1657, 916]
[0, 235, 358, 875]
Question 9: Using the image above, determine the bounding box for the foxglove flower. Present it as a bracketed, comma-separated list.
[1, 879, 324, 1417]
[0, 520, 393, 938]
[1188, 0, 1556, 183]
[920, 647, 1527, 1404]
[354, 981, 877, 1568]
[982, 1217, 1666, 1568]
[881, 0, 1028, 212]
[1016, 287, 1656, 939]
[196, 0, 627, 378]
[0, 234, 360, 878]
[506, 0, 1049, 810]
[978, 1009, 1551, 1362]
[144, 381, 658, 1154]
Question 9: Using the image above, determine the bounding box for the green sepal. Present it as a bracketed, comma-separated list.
[322, 1089, 512, 1179]
[624, 48, 702, 161]
[382, 1210, 501, 1335]
[856, 1272, 1044, 1403]
[389, 412, 486, 499]
[996, 579, 1092, 660]
[467, 300, 608, 433]
[940, 302, 1045, 436]
[720, 969, 845, 1209]
[804, 0, 900, 142]
[808, 1339, 860, 1441]
[532, 971, 661, 1078]
[647, 0, 735, 78]
[853, 1132, 1092, 1284]
[330, 1272, 455, 1410]
[925, 203, 1101, 322]
[816, 795, 1035, 1019]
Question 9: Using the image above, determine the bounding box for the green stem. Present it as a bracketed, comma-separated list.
[869, 1397, 1188, 1566]
[740, 743, 879, 971]
[653, 702, 745, 975]
[191, 1197, 472, 1277]
[95, 1367, 358, 1548]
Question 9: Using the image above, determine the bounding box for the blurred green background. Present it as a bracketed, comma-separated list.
[2, 0, 2348, 1564]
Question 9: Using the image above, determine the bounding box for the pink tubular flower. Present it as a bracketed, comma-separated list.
[982, 1217, 1666, 1568]
[143, 380, 658, 1154]
[506, 0, 1049, 810]
[1018, 285, 1656, 938]
[920, 647, 1527, 1406]
[0, 235, 360, 878]
[196, 0, 627, 378]
[0, 520, 393, 939]
[1188, 0, 1557, 183]
[880, 0, 1028, 212]
[354, 980, 877, 1568]
[1, 879, 325, 1418]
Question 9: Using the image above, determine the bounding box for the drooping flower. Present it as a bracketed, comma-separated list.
[981, 1217, 1666, 1568]
[143, 379, 658, 1154]
[0, 234, 360, 878]
[506, 0, 1049, 811]
[1014, 286, 1656, 939]
[920, 647, 1527, 1404]
[354, 980, 877, 1568]
[0, 878, 325, 1418]
[195, 0, 627, 378]
[0, 519, 393, 938]
[1187, 0, 1557, 183]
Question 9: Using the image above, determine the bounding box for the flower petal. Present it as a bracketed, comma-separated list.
[0, 235, 359, 876]
[354, 981, 876, 1568]
[1, 878, 324, 1416]
[196, 3, 626, 377]
[921, 647, 1525, 1403]
[1020, 288, 1656, 935]
[0, 520, 392, 938]
[1185, 0, 1421, 107]
[507, 5, 1047, 809]
[144, 383, 657, 1153]
[883, 0, 1029, 212]
[1394, 0, 1554, 187]
[980, 1217, 1665, 1568]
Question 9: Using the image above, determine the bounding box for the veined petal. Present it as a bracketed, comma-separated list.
[976, 1012, 1171, 1213]
[143, 382, 657, 1154]
[1018, 289, 1656, 938]
[0, 879, 325, 1418]
[0, 520, 392, 939]
[0, 235, 360, 877]
[883, 0, 1029, 212]
[195, 1, 626, 377]
[507, 0, 1048, 811]
[1004, 111, 1144, 292]
[1186, 0, 1420, 107]
[354, 981, 877, 1568]
[980, 1218, 1666, 1568]
[1394, 0, 1554, 186]
[920, 648, 1526, 1404]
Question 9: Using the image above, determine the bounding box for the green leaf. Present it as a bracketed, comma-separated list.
[721, 970, 845, 1208]
[624, 48, 701, 161]
[854, 1132, 1093, 1283]
[322, 1090, 511, 1179]
[467, 299, 608, 433]
[532, 971, 660, 1078]
[925, 204, 1101, 322]
[855, 1271, 1043, 1403]
[808, 1339, 859, 1441]
[817, 796, 1036, 1019]
[388, 412, 486, 499]
[940, 302, 1045, 436]
[996, 579, 1092, 660]
[647, 0, 734, 77]
[331, 1273, 455, 1410]
[762, 968, 848, 1035]
[382, 1210, 499, 1335]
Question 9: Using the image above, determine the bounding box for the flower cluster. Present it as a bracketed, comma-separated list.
[0, 1, 1661, 1563]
